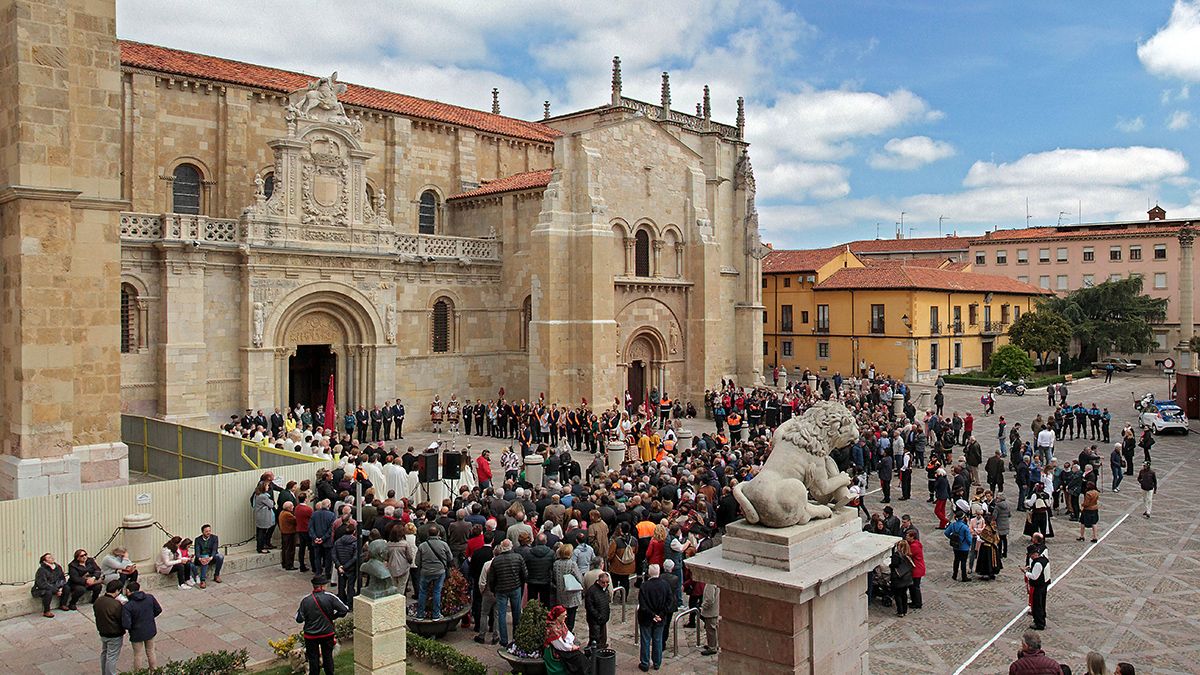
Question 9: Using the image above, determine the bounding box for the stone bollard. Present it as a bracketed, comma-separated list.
[676, 428, 693, 448]
[892, 393, 904, 418]
[606, 440, 626, 470]
[354, 592, 407, 674]
[524, 454, 544, 487]
[122, 513, 156, 564]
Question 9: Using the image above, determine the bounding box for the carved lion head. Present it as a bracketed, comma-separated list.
[773, 400, 860, 458]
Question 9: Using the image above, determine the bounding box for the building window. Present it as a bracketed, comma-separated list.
[1056, 275, 1068, 290]
[763, 340, 768, 356]
[1154, 272, 1168, 289]
[520, 295, 532, 351]
[968, 304, 978, 325]
[984, 305, 992, 327]
[419, 190, 439, 234]
[1082, 274, 1095, 287]
[995, 250, 1008, 265]
[1130, 245, 1142, 261]
[120, 284, 138, 353]
[1056, 247, 1068, 262]
[782, 340, 793, 357]
[1039, 275, 1050, 289]
[1109, 246, 1121, 261]
[929, 305, 940, 334]
[1017, 275, 1029, 284]
[1109, 273, 1122, 282]
[1038, 248, 1050, 263]
[762, 310, 768, 324]
[1154, 332, 1169, 351]
[634, 230, 651, 277]
[762, 278, 768, 289]
[783, 277, 791, 288]
[800, 310, 809, 324]
[263, 172, 275, 200]
[1082, 247, 1094, 262]
[1001, 304, 1010, 324]
[781, 305, 793, 333]
[171, 163, 202, 215]
[432, 298, 453, 353]
[870, 304, 885, 334]
[1154, 244, 1167, 260]
[1016, 249, 1029, 264]
[930, 342, 939, 371]
[975, 252, 986, 265]
[1014, 306, 1021, 320]
[952, 306, 962, 332]
[816, 304, 830, 332]
[817, 341, 829, 359]
[953, 342, 962, 369]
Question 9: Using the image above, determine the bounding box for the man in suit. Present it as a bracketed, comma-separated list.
[314, 405, 325, 433]
[392, 400, 405, 440]
[381, 401, 394, 441]
[370, 405, 383, 442]
[355, 406, 369, 443]
[464, 401, 474, 436]
[253, 409, 268, 431]
[270, 408, 285, 438]
[473, 400, 485, 437]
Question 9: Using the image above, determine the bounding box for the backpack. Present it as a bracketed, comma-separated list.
[615, 536, 635, 565]
[949, 531, 962, 548]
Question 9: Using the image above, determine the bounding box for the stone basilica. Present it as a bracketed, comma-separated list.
[0, 0, 763, 497]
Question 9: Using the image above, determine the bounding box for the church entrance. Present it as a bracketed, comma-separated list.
[289, 344, 335, 410]
[628, 359, 646, 404]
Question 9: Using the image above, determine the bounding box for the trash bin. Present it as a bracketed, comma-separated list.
[594, 648, 617, 675]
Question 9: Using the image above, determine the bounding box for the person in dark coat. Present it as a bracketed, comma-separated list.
[888, 540, 914, 616]
[31, 552, 67, 617]
[584, 571, 612, 648]
[877, 453, 894, 503]
[120, 582, 162, 671]
[296, 575, 349, 675]
[67, 548, 104, 609]
[94, 580, 126, 675]
[637, 564, 674, 671]
[332, 526, 359, 607]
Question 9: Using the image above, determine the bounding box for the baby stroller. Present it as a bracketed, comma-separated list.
[870, 563, 893, 607]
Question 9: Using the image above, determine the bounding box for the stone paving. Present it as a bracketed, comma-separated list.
[5, 373, 1196, 674]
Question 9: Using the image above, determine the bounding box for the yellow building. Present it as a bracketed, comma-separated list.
[763, 250, 1050, 382]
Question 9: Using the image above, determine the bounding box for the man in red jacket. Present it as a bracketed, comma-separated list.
[1008, 631, 1061, 674]
[476, 449, 493, 489]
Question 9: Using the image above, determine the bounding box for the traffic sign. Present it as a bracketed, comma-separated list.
[1163, 368, 1175, 376]
[1163, 357, 1176, 370]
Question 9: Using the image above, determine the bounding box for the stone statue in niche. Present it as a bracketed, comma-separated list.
[668, 324, 680, 354]
[252, 302, 265, 348]
[733, 401, 855, 527]
[385, 305, 397, 344]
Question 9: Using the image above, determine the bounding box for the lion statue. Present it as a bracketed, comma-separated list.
[732, 400, 858, 528]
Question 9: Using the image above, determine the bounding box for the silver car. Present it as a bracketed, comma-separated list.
[1139, 404, 1190, 435]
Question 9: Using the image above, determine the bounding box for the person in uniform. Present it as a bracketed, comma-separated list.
[355, 406, 369, 443]
[430, 396, 444, 434]
[473, 400, 486, 437]
[463, 399, 474, 436]
[381, 400, 394, 441]
[447, 395, 460, 435]
[370, 405, 383, 442]
[392, 400, 405, 440]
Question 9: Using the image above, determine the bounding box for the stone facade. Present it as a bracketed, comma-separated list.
[1, 1, 762, 497]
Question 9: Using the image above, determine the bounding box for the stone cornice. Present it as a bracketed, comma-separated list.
[0, 185, 82, 205]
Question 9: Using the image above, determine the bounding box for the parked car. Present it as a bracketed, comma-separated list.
[1139, 403, 1190, 435]
[1093, 357, 1137, 372]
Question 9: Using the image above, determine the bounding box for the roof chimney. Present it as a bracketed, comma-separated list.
[1148, 204, 1166, 221]
[491, 88, 500, 115]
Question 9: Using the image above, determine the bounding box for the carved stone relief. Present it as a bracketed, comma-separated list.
[287, 313, 343, 345]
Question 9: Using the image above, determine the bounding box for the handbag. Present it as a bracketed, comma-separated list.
[562, 573, 583, 592]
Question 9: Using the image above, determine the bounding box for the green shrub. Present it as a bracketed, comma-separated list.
[120, 649, 249, 675]
[510, 598, 547, 658]
[987, 344, 1034, 379]
[333, 615, 355, 641]
[407, 633, 488, 675]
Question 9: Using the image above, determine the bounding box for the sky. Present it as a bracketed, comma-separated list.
[116, 1, 1200, 248]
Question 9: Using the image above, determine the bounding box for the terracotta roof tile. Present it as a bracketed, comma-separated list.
[845, 235, 976, 254]
[119, 41, 560, 144]
[762, 247, 845, 273]
[975, 222, 1185, 243]
[815, 266, 1050, 295]
[447, 169, 552, 201]
[860, 256, 951, 269]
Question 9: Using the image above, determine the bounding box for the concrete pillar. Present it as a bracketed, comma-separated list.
[688, 509, 893, 674]
[524, 454, 544, 487]
[892, 393, 905, 419]
[354, 593, 407, 674]
[122, 513, 157, 564]
[606, 440, 625, 470]
[1178, 226, 1196, 372]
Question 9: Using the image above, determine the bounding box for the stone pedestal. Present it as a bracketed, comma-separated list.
[122, 513, 157, 564]
[524, 454, 544, 487]
[687, 509, 892, 674]
[892, 392, 905, 419]
[606, 440, 626, 470]
[354, 592, 407, 674]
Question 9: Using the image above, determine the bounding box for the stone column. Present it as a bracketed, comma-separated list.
[524, 454, 544, 487]
[1177, 226, 1196, 372]
[688, 509, 893, 674]
[354, 593, 407, 674]
[606, 440, 625, 470]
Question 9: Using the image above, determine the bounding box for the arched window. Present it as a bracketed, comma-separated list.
[521, 295, 532, 351]
[120, 283, 138, 353]
[262, 172, 275, 200]
[365, 184, 375, 210]
[634, 230, 651, 277]
[432, 298, 452, 353]
[171, 163, 202, 215]
[419, 190, 438, 234]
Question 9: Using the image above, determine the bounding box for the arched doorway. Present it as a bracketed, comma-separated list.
[625, 331, 665, 403]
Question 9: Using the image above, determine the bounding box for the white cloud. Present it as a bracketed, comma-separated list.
[757, 162, 850, 201]
[1115, 116, 1145, 133]
[1168, 110, 1193, 130]
[963, 147, 1188, 188]
[1138, 1, 1200, 81]
[868, 136, 955, 170]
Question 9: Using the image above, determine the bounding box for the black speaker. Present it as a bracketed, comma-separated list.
[442, 451, 462, 480]
[418, 453, 440, 483]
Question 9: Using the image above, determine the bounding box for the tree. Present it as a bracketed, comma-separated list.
[1039, 276, 1168, 363]
[1007, 310, 1072, 367]
[988, 343, 1034, 379]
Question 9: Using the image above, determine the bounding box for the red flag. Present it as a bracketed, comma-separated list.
[324, 373, 336, 434]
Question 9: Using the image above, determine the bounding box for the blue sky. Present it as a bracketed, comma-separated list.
[118, 1, 1200, 247]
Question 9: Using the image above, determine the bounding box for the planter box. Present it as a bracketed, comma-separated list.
[405, 607, 469, 639]
[497, 648, 546, 675]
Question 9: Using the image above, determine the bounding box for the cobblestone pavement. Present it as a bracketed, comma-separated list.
[6, 374, 1195, 674]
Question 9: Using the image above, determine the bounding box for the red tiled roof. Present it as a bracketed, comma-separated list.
[975, 222, 1185, 243]
[860, 256, 951, 269]
[845, 235, 976, 254]
[762, 247, 846, 273]
[815, 266, 1050, 295]
[447, 169, 552, 201]
[119, 41, 560, 144]
[943, 260, 972, 271]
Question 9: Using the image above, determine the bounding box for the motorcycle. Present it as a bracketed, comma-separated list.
[1134, 392, 1156, 413]
[996, 378, 1026, 396]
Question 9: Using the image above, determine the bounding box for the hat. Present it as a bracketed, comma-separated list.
[954, 499, 970, 513]
[426, 442, 439, 451]
[311, 575, 330, 587]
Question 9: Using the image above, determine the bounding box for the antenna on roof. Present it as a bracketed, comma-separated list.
[1025, 197, 1031, 227]
[876, 222, 880, 239]
[491, 88, 500, 115]
[938, 215, 947, 236]
[1057, 211, 1069, 226]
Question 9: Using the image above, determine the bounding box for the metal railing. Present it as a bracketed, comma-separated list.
[952, 320, 964, 334]
[929, 321, 942, 335]
[983, 320, 1008, 334]
[611, 586, 628, 625]
[672, 607, 702, 657]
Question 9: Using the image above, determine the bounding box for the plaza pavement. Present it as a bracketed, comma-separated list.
[2, 373, 1194, 674]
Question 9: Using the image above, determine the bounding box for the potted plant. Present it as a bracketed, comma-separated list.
[406, 568, 472, 638]
[497, 598, 547, 674]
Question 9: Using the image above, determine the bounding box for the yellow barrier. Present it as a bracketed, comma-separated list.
[122, 414, 323, 479]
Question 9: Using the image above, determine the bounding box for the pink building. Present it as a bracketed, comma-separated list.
[968, 206, 1195, 362]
